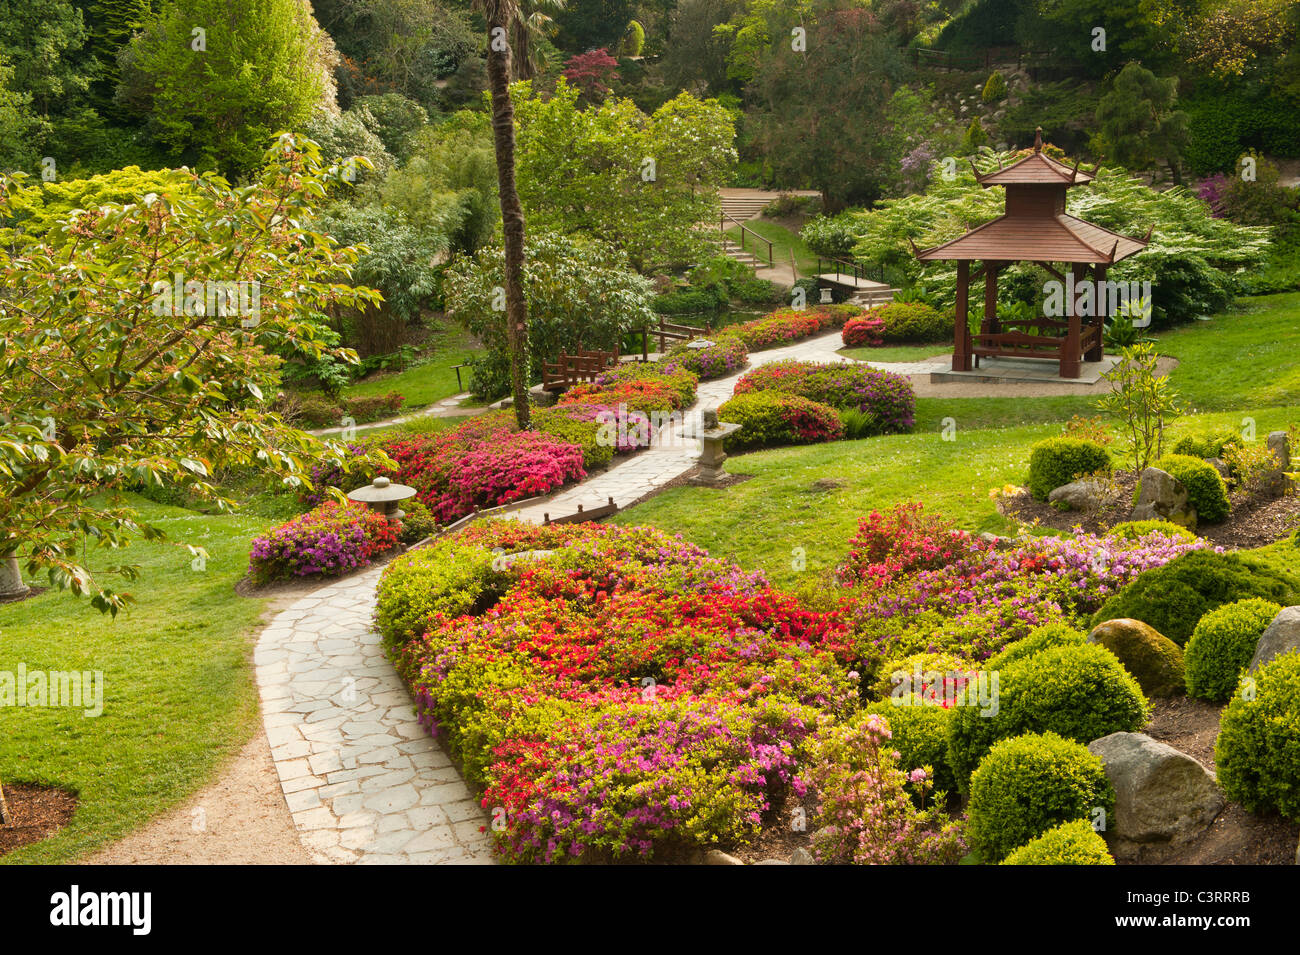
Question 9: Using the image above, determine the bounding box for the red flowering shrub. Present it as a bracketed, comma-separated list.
[249, 500, 398, 583]
[733, 360, 915, 434]
[841, 316, 885, 347]
[383, 520, 861, 863]
[726, 304, 860, 351]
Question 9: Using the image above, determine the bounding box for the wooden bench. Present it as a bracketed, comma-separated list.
[541, 349, 619, 393]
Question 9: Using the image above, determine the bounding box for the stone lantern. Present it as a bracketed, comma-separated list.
[687, 407, 743, 486]
[819, 286, 834, 304]
[348, 476, 417, 531]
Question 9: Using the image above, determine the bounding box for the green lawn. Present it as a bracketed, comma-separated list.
[726, 220, 820, 276]
[344, 346, 477, 411]
[0, 496, 271, 863]
[840, 344, 951, 363]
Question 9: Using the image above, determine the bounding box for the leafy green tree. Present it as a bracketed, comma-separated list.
[117, 0, 335, 174]
[659, 0, 741, 95]
[381, 111, 499, 256]
[1095, 62, 1189, 183]
[0, 135, 385, 612]
[0, 54, 42, 173]
[445, 231, 654, 399]
[744, 2, 907, 210]
[553, 0, 634, 51]
[0, 0, 92, 118]
[514, 78, 736, 269]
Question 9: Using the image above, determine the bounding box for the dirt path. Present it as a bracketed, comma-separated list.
[85, 729, 311, 865]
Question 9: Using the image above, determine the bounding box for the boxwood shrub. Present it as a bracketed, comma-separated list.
[1153, 454, 1230, 524]
[374, 539, 509, 647]
[1216, 651, 1300, 821]
[948, 642, 1149, 789]
[717, 392, 844, 450]
[966, 732, 1115, 863]
[1106, 519, 1198, 543]
[1027, 438, 1112, 500]
[1001, 819, 1114, 865]
[1184, 598, 1282, 701]
[1089, 550, 1300, 646]
[985, 621, 1087, 670]
[873, 302, 953, 343]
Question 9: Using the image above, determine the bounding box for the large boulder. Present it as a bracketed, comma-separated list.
[1087, 732, 1223, 858]
[1048, 479, 1105, 511]
[1087, 619, 1185, 697]
[1247, 606, 1300, 674]
[1131, 467, 1196, 528]
[1266, 431, 1293, 497]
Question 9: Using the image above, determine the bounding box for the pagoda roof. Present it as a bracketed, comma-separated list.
[915, 212, 1147, 264]
[974, 127, 1094, 187]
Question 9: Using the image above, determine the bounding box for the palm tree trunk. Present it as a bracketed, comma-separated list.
[485, 13, 532, 430]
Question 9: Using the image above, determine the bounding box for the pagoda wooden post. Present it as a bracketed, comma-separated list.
[1061, 264, 1081, 378]
[953, 260, 972, 372]
[1087, 263, 1106, 362]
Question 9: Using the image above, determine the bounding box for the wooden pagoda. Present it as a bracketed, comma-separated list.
[914, 129, 1148, 379]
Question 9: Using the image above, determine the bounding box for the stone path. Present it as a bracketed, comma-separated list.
[255, 566, 495, 865]
[256, 329, 948, 864]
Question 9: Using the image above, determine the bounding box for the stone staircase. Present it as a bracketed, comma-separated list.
[720, 237, 763, 270]
[720, 194, 773, 222]
[849, 285, 900, 309]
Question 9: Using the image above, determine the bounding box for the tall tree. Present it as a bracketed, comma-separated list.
[1095, 62, 1189, 183]
[511, 0, 567, 81]
[475, 0, 532, 429]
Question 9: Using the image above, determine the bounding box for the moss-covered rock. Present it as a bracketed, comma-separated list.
[1087, 618, 1186, 697]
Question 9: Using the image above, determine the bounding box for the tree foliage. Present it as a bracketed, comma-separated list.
[0, 136, 385, 612]
[514, 78, 736, 270]
[1095, 62, 1190, 181]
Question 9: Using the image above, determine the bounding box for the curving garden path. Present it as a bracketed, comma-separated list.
[255, 330, 948, 863]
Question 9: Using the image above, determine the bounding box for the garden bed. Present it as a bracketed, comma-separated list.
[0, 784, 78, 858]
[1002, 471, 1300, 549]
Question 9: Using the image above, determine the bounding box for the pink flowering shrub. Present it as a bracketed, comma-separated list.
[806, 713, 965, 864]
[249, 500, 398, 583]
[841, 315, 885, 347]
[717, 392, 844, 450]
[726, 304, 860, 350]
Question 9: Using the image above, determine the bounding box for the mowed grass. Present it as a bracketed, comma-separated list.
[840, 344, 951, 363]
[617, 292, 1300, 589]
[0, 495, 271, 864]
[726, 220, 820, 275]
[344, 347, 476, 410]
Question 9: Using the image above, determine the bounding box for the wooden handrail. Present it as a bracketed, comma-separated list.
[720, 210, 774, 267]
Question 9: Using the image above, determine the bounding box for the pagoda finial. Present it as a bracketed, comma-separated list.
[1033, 127, 1043, 153]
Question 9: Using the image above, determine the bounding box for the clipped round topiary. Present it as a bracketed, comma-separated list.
[967, 732, 1115, 863]
[1184, 598, 1282, 702]
[1216, 651, 1300, 820]
[1087, 618, 1186, 697]
[1001, 819, 1115, 865]
[1027, 437, 1111, 501]
[1153, 454, 1230, 524]
[1089, 550, 1300, 646]
[865, 694, 958, 800]
[1106, 519, 1198, 544]
[986, 621, 1087, 670]
[947, 642, 1150, 789]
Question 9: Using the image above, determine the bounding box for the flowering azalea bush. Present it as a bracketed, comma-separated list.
[733, 360, 915, 434]
[663, 335, 749, 380]
[839, 504, 1211, 679]
[383, 520, 862, 863]
[534, 402, 654, 453]
[806, 712, 965, 864]
[841, 315, 885, 347]
[249, 500, 398, 583]
[560, 363, 698, 415]
[717, 392, 844, 450]
[725, 304, 860, 350]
